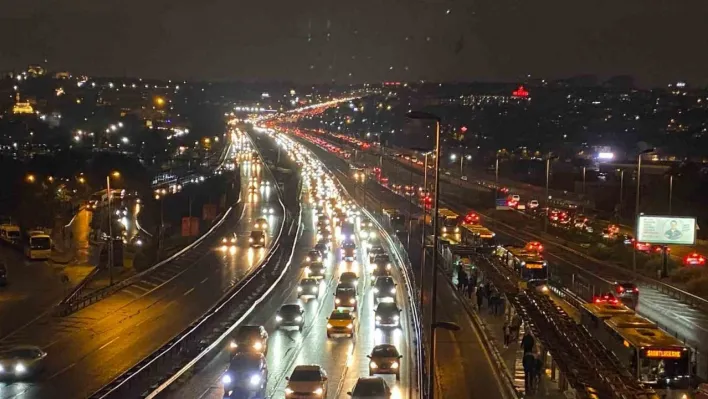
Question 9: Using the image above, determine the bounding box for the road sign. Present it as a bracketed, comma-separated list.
[637, 215, 696, 245]
[495, 198, 510, 210]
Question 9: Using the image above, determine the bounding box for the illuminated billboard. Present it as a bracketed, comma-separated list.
[636, 215, 696, 245]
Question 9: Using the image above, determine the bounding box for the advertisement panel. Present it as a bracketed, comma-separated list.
[181, 217, 199, 237]
[636, 215, 696, 245]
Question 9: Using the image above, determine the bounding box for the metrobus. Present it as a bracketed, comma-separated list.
[24, 232, 52, 260]
[437, 208, 460, 238]
[580, 302, 692, 393]
[460, 223, 496, 249]
[494, 245, 548, 291]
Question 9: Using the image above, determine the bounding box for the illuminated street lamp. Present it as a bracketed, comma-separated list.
[106, 171, 121, 285]
[544, 155, 559, 232]
[633, 148, 655, 273]
[26, 174, 36, 183]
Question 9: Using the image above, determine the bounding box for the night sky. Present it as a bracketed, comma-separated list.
[1, 0, 706, 86]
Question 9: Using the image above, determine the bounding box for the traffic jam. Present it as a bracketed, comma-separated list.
[217, 131, 410, 399]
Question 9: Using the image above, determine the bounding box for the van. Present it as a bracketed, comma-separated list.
[0, 224, 21, 245]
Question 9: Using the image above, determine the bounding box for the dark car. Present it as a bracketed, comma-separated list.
[370, 264, 392, 282]
[374, 302, 401, 328]
[228, 325, 268, 358]
[276, 304, 305, 331]
[368, 344, 402, 380]
[342, 246, 356, 262]
[305, 250, 323, 263]
[372, 276, 396, 302]
[0, 345, 47, 379]
[298, 278, 320, 299]
[221, 352, 268, 398]
[249, 230, 266, 248]
[306, 262, 326, 279]
[334, 285, 358, 310]
[347, 377, 392, 399]
[314, 242, 329, 258]
[339, 272, 358, 288]
[615, 282, 639, 300]
[368, 246, 386, 262]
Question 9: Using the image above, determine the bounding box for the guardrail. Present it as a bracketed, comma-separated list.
[90, 147, 292, 398]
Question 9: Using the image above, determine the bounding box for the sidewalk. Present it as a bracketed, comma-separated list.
[452, 265, 567, 398]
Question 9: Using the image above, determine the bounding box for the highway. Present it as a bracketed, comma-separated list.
[313, 133, 708, 379]
[276, 131, 508, 399]
[169, 129, 421, 398]
[0, 142, 283, 398]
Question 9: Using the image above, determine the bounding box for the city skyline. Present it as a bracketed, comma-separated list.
[1, 0, 706, 86]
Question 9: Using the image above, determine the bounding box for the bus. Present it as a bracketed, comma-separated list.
[437, 208, 460, 238]
[383, 208, 406, 233]
[460, 224, 496, 250]
[24, 232, 52, 260]
[494, 245, 548, 291]
[580, 302, 692, 393]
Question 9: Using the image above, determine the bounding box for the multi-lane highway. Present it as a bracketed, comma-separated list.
[168, 129, 422, 398]
[304, 130, 708, 379]
[267, 129, 509, 399]
[0, 135, 283, 398]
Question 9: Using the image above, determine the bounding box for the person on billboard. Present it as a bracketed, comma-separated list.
[664, 220, 682, 240]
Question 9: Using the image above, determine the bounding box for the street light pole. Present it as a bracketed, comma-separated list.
[459, 155, 464, 176]
[669, 174, 674, 215]
[619, 169, 624, 218]
[544, 158, 551, 232]
[582, 166, 586, 195]
[633, 149, 655, 273]
[106, 175, 113, 286]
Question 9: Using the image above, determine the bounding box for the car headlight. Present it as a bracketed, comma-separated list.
[276, 315, 283, 322]
[222, 374, 232, 385]
[349, 298, 356, 304]
[285, 387, 294, 395]
[229, 341, 238, 349]
[370, 361, 378, 369]
[253, 341, 263, 351]
[295, 316, 303, 322]
[376, 316, 382, 321]
[297, 286, 303, 292]
[260, 238, 264, 242]
[250, 374, 261, 386]
[373, 288, 379, 293]
[0, 364, 4, 373]
[391, 361, 399, 369]
[306, 256, 311, 262]
[391, 287, 396, 294]
[221, 245, 228, 251]
[249, 237, 253, 242]
[305, 267, 311, 274]
[327, 323, 333, 329]
[386, 263, 392, 270]
[393, 315, 400, 322]
[314, 387, 324, 396]
[15, 363, 26, 374]
[442, 227, 447, 233]
[312, 287, 318, 293]
[346, 323, 353, 329]
[335, 298, 341, 304]
[350, 234, 355, 240]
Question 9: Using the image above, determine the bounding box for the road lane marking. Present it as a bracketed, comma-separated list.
[183, 288, 195, 296]
[98, 336, 121, 351]
[46, 361, 77, 380]
[201, 277, 209, 284]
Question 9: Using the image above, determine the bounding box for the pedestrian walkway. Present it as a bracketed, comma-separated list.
[452, 264, 567, 398]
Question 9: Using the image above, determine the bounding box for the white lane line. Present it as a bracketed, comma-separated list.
[183, 287, 195, 296]
[98, 336, 121, 351]
[200, 277, 209, 284]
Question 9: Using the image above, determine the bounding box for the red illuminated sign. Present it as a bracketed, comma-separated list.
[460, 126, 468, 133]
[512, 85, 529, 98]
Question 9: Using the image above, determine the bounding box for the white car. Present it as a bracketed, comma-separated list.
[528, 200, 539, 209]
[285, 365, 328, 398]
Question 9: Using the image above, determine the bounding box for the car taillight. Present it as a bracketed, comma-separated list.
[617, 286, 624, 292]
[633, 288, 639, 293]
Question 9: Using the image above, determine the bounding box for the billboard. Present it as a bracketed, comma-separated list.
[636, 215, 696, 245]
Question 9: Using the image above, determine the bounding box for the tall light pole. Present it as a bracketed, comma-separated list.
[633, 148, 655, 272]
[668, 174, 674, 215]
[106, 171, 120, 285]
[618, 169, 625, 219]
[406, 111, 443, 399]
[544, 156, 558, 232]
[582, 166, 586, 195]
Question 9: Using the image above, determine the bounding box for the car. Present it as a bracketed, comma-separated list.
[326, 309, 356, 338]
[347, 377, 392, 398]
[221, 352, 268, 398]
[285, 365, 328, 398]
[334, 285, 358, 310]
[249, 230, 266, 248]
[342, 246, 356, 262]
[253, 217, 268, 230]
[614, 282, 639, 300]
[684, 252, 706, 266]
[368, 246, 386, 262]
[372, 276, 396, 302]
[0, 345, 47, 378]
[339, 271, 358, 288]
[276, 304, 305, 331]
[220, 235, 238, 251]
[306, 261, 326, 279]
[374, 302, 401, 328]
[262, 206, 275, 215]
[248, 184, 258, 194]
[524, 241, 544, 253]
[305, 250, 323, 263]
[298, 278, 320, 299]
[463, 212, 480, 224]
[314, 242, 329, 257]
[593, 292, 619, 305]
[368, 344, 402, 380]
[228, 325, 269, 357]
[527, 200, 539, 209]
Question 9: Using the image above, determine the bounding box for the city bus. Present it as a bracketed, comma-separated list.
[460, 223, 496, 250]
[437, 208, 460, 238]
[494, 245, 548, 291]
[24, 231, 52, 260]
[580, 302, 691, 393]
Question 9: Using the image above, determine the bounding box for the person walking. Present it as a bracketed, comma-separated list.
[458, 269, 468, 292]
[466, 278, 475, 299]
[534, 353, 545, 394]
[521, 330, 535, 354]
[476, 284, 484, 310]
[497, 294, 506, 316]
[510, 313, 522, 340]
[502, 320, 511, 348]
[522, 350, 536, 394]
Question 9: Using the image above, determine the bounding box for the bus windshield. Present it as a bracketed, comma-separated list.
[639, 356, 690, 383]
[442, 218, 457, 228]
[30, 236, 51, 250]
[522, 262, 547, 281]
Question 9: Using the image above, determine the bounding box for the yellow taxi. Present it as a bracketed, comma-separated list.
[326, 309, 356, 338]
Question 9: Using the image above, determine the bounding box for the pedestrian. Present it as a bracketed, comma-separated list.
[458, 270, 468, 291]
[485, 282, 492, 302]
[476, 284, 484, 310]
[522, 350, 536, 394]
[469, 272, 478, 290]
[521, 330, 535, 354]
[497, 294, 506, 316]
[503, 320, 511, 348]
[510, 314, 522, 340]
[466, 279, 475, 299]
[534, 353, 544, 393]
